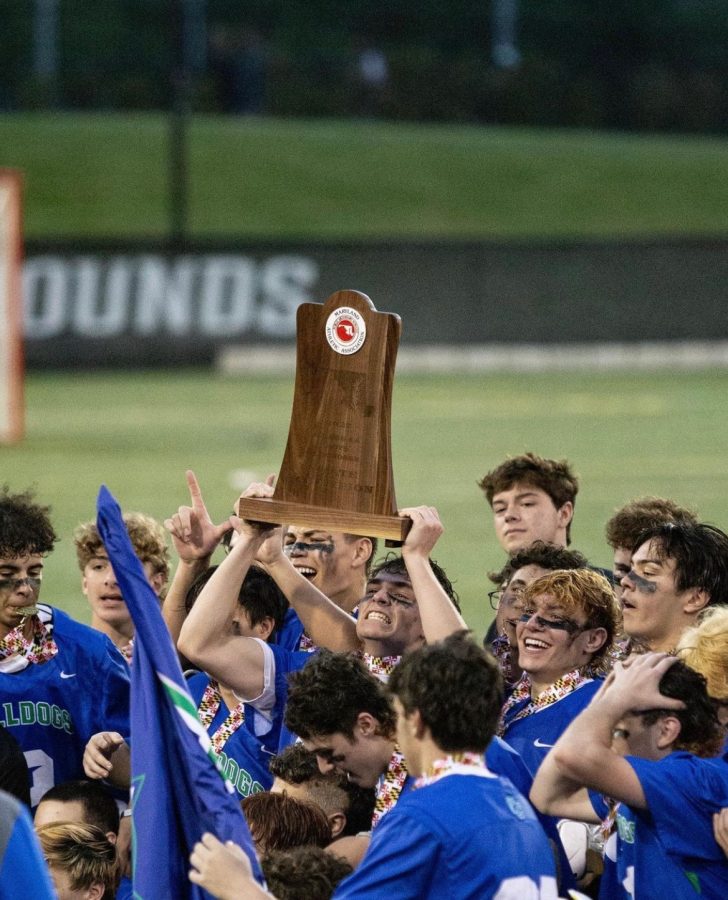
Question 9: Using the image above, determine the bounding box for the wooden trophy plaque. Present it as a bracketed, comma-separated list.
[236, 289, 410, 543]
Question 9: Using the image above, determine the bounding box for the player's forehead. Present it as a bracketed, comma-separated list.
[492, 482, 551, 505]
[0, 553, 44, 571]
[271, 779, 312, 802]
[284, 527, 342, 542]
[524, 591, 569, 616]
[303, 732, 350, 755]
[632, 539, 674, 570]
[365, 571, 413, 592]
[89, 550, 110, 562]
[509, 564, 549, 587]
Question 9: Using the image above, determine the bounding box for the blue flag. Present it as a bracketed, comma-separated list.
[96, 485, 263, 898]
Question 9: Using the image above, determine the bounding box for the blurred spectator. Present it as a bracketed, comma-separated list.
[352, 42, 389, 117]
[209, 24, 266, 115]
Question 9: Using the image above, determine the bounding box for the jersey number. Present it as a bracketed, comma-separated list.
[494, 876, 558, 899]
[24, 749, 55, 807]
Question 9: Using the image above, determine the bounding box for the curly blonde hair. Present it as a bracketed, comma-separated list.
[677, 605, 728, 702]
[523, 568, 621, 669]
[74, 512, 169, 584]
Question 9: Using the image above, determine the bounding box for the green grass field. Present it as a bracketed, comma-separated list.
[2, 112, 728, 238]
[4, 368, 728, 638]
[4, 113, 728, 637]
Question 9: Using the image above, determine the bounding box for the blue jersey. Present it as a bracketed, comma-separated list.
[335, 772, 558, 899]
[487, 735, 575, 892]
[0, 605, 130, 808]
[501, 679, 602, 774]
[187, 672, 274, 797]
[486, 735, 534, 795]
[250, 644, 312, 754]
[592, 752, 728, 899]
[271, 607, 307, 652]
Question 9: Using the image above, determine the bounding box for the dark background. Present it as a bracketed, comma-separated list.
[2, 1, 727, 133]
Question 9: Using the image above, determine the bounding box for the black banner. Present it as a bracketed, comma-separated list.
[22, 238, 728, 368]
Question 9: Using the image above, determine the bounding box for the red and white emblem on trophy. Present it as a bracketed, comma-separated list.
[326, 307, 367, 355]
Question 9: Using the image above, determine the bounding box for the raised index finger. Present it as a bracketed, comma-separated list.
[186, 470, 206, 510]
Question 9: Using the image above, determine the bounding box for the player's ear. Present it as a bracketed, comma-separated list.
[356, 712, 378, 737]
[683, 587, 710, 615]
[557, 501, 574, 527]
[328, 810, 347, 839]
[351, 538, 373, 570]
[149, 570, 166, 597]
[656, 715, 681, 750]
[253, 616, 276, 641]
[409, 708, 426, 740]
[583, 627, 608, 654]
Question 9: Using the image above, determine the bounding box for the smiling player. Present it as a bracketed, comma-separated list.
[283, 527, 374, 616]
[177, 503, 466, 704]
[498, 568, 620, 775]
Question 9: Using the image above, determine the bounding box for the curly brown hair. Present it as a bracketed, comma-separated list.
[605, 497, 697, 550]
[284, 651, 396, 741]
[74, 512, 170, 583]
[489, 541, 589, 587]
[261, 846, 353, 900]
[0, 486, 58, 558]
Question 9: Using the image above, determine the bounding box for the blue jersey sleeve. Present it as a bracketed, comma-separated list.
[588, 789, 609, 820]
[265, 646, 313, 753]
[628, 752, 728, 862]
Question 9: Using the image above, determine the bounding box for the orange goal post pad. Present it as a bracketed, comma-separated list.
[0, 169, 24, 444]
